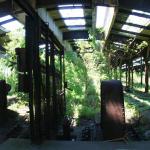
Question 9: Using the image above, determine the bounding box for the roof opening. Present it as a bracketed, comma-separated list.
[0, 15, 23, 32]
[96, 6, 115, 39]
[122, 9, 150, 33]
[58, 5, 85, 29]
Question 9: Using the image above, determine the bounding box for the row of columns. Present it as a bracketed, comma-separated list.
[26, 15, 65, 143]
[111, 46, 149, 93]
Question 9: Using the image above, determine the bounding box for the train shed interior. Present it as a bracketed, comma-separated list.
[0, 0, 150, 149]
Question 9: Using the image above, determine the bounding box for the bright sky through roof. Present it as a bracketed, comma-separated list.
[59, 8, 84, 18]
[0, 15, 13, 23]
[58, 5, 85, 27]
[96, 6, 115, 39]
[1, 20, 23, 32]
[0, 15, 24, 32]
[96, 6, 107, 28]
[64, 19, 85, 26]
[122, 9, 150, 33]
[68, 26, 86, 30]
[58, 4, 82, 8]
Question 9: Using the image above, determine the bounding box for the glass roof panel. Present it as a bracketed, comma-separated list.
[96, 6, 115, 39]
[126, 15, 150, 26]
[122, 25, 141, 33]
[132, 9, 150, 16]
[68, 26, 86, 30]
[64, 19, 85, 26]
[1, 20, 23, 31]
[0, 15, 13, 23]
[96, 6, 107, 28]
[122, 9, 150, 33]
[58, 5, 85, 28]
[59, 8, 84, 18]
[58, 4, 82, 8]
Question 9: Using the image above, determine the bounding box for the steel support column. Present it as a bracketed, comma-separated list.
[25, 16, 34, 142]
[26, 15, 42, 144]
[45, 31, 51, 138]
[32, 16, 42, 144]
[50, 42, 58, 133]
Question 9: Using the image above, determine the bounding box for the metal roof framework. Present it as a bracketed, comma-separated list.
[36, 0, 150, 51]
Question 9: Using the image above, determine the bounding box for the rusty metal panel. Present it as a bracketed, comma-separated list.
[101, 80, 126, 140]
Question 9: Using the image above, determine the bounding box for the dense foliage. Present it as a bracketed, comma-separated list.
[0, 29, 25, 94]
[0, 28, 149, 125]
[65, 50, 100, 118]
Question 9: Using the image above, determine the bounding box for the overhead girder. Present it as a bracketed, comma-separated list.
[63, 30, 89, 40]
[118, 8, 150, 19]
[54, 16, 92, 22]
[118, 0, 150, 13]
[37, 0, 92, 8]
[47, 5, 92, 11]
[0, 18, 16, 26]
[37, 0, 150, 12]
[112, 28, 150, 39]
[59, 25, 91, 30]
[115, 20, 150, 31]
[0, 0, 13, 17]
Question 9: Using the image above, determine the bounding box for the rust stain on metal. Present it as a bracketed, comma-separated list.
[101, 80, 126, 140]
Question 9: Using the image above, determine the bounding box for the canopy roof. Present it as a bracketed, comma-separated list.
[0, 0, 150, 50]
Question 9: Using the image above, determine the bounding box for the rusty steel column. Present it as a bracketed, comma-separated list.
[25, 15, 35, 142]
[101, 80, 126, 140]
[50, 42, 58, 133]
[45, 30, 51, 138]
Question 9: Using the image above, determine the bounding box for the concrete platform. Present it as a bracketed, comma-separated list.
[0, 138, 150, 150]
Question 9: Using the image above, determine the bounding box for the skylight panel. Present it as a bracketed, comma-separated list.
[122, 25, 141, 33]
[1, 20, 23, 31]
[0, 15, 13, 23]
[126, 15, 150, 26]
[59, 8, 84, 18]
[132, 9, 150, 16]
[58, 5, 86, 30]
[96, 6, 115, 39]
[68, 26, 86, 30]
[121, 10, 150, 33]
[96, 6, 107, 28]
[58, 4, 82, 8]
[64, 19, 85, 26]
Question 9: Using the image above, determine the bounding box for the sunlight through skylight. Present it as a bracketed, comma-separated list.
[96, 6, 115, 38]
[64, 19, 85, 26]
[58, 5, 85, 29]
[68, 26, 86, 30]
[132, 9, 150, 16]
[1, 20, 23, 31]
[122, 25, 141, 33]
[0, 15, 13, 23]
[59, 8, 84, 18]
[122, 9, 150, 33]
[58, 4, 82, 8]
